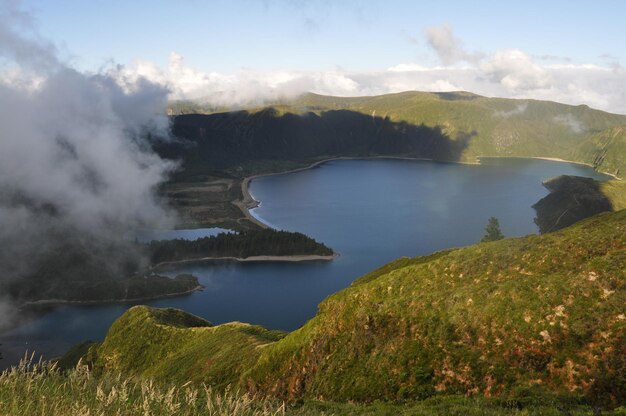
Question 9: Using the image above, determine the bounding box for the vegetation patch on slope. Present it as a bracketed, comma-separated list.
[571, 125, 626, 178]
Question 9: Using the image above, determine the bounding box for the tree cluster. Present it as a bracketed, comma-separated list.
[148, 229, 334, 264]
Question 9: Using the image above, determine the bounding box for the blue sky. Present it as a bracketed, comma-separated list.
[3, 0, 626, 113]
[25, 0, 626, 72]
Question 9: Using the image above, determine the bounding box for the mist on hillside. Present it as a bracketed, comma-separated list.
[0, 1, 176, 325]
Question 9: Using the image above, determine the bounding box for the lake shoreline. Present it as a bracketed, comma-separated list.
[152, 253, 338, 270]
[18, 284, 205, 310]
[479, 156, 621, 180]
[240, 155, 621, 228]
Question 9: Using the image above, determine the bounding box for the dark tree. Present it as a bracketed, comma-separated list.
[481, 217, 504, 242]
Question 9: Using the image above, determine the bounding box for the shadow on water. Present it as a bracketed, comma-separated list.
[532, 175, 613, 233]
[162, 108, 475, 177]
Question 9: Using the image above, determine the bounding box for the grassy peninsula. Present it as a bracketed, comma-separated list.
[52, 209, 626, 412]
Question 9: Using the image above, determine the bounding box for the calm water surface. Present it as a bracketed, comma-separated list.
[0, 158, 609, 365]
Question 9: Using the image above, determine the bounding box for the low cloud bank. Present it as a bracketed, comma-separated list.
[111, 25, 626, 115]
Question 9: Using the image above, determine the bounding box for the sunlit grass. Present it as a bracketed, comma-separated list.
[3, 354, 626, 415]
[0, 354, 285, 416]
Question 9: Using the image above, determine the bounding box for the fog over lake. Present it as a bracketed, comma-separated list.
[0, 158, 609, 366]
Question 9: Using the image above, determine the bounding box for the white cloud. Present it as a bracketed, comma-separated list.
[480, 49, 548, 90]
[554, 113, 587, 134]
[424, 24, 483, 65]
[493, 103, 528, 118]
[111, 51, 626, 115]
[6, 18, 624, 115]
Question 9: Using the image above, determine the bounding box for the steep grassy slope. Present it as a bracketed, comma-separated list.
[601, 178, 626, 208]
[246, 210, 626, 405]
[86, 210, 625, 407]
[571, 125, 626, 178]
[533, 176, 626, 232]
[86, 306, 285, 388]
[167, 92, 626, 178]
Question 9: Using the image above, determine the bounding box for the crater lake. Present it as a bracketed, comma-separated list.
[0, 158, 610, 366]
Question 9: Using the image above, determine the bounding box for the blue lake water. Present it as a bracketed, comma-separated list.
[0, 158, 609, 366]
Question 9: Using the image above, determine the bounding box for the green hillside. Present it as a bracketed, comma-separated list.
[81, 209, 626, 408]
[167, 91, 626, 178]
[245, 211, 625, 405]
[290, 92, 626, 175]
[85, 306, 285, 388]
[571, 126, 626, 178]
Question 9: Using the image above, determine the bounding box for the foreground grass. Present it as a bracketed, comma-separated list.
[0, 360, 626, 416]
[2, 358, 626, 415]
[0, 356, 285, 416]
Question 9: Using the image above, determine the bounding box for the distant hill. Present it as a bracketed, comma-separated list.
[166, 91, 626, 179]
[80, 209, 626, 407]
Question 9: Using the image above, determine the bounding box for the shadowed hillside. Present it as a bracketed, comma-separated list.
[161, 108, 474, 180]
[533, 175, 626, 232]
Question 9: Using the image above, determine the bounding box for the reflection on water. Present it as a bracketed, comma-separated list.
[0, 158, 609, 367]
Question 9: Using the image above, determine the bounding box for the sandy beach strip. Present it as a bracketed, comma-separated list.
[478, 156, 622, 180]
[152, 253, 338, 270]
